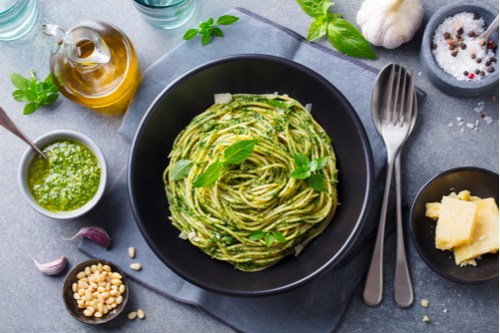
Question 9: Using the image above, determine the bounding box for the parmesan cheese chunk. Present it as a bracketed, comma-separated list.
[454, 198, 499, 265]
[435, 197, 478, 250]
[425, 202, 441, 220]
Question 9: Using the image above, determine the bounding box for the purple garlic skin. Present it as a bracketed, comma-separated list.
[31, 256, 67, 275]
[65, 225, 111, 249]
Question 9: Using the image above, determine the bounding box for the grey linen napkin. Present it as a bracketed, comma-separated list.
[79, 7, 425, 333]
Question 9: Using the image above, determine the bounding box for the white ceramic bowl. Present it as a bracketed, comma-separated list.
[18, 130, 107, 219]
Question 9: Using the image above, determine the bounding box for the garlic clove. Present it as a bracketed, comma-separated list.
[31, 255, 67, 275]
[64, 225, 111, 249]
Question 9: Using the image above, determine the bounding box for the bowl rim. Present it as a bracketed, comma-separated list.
[17, 129, 107, 220]
[421, 0, 499, 89]
[127, 54, 374, 296]
[62, 258, 129, 324]
[409, 166, 499, 284]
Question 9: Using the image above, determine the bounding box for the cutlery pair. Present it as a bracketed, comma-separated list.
[363, 64, 417, 308]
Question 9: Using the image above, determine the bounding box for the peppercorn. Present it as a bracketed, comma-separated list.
[487, 66, 495, 73]
[476, 58, 482, 63]
[453, 48, 459, 53]
[457, 28, 464, 35]
[468, 31, 475, 37]
[464, 71, 469, 76]
[455, 34, 461, 39]
[469, 73, 475, 79]
[473, 13, 480, 20]
[444, 32, 451, 39]
[475, 69, 480, 74]
[479, 71, 485, 76]
[471, 53, 477, 59]
[480, 40, 486, 46]
[448, 45, 454, 51]
[485, 61, 492, 66]
[461, 44, 467, 50]
[490, 57, 497, 62]
[474, 33, 479, 38]
[451, 51, 458, 57]
[480, 114, 485, 118]
[492, 42, 497, 49]
[432, 44, 437, 49]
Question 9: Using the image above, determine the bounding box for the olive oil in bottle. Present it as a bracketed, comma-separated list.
[42, 20, 140, 114]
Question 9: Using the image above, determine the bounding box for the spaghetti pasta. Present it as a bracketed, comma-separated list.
[163, 94, 338, 271]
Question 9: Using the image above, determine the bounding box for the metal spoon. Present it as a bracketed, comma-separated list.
[478, 14, 499, 41]
[363, 64, 416, 307]
[0, 107, 47, 159]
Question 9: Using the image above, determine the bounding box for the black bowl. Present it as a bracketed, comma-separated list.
[410, 167, 499, 284]
[128, 54, 374, 296]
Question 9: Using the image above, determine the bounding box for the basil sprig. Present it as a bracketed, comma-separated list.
[249, 230, 287, 247]
[183, 15, 239, 46]
[192, 139, 257, 188]
[296, 0, 376, 59]
[11, 70, 59, 115]
[290, 152, 329, 191]
[171, 159, 193, 181]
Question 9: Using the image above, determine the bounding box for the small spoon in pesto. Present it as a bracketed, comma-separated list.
[0, 107, 47, 159]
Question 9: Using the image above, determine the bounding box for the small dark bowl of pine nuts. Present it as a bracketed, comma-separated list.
[62, 259, 129, 324]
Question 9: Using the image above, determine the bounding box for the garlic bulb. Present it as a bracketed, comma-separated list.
[357, 0, 424, 49]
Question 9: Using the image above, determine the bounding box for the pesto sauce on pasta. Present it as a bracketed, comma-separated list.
[163, 94, 338, 272]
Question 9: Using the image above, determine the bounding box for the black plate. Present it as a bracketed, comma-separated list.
[128, 54, 374, 296]
[410, 167, 499, 284]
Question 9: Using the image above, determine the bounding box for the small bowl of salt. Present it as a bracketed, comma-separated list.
[420, 1, 498, 98]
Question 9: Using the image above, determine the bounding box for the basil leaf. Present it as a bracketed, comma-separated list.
[29, 79, 39, 92]
[24, 90, 37, 102]
[273, 232, 286, 243]
[295, 0, 324, 18]
[212, 27, 224, 37]
[171, 159, 193, 181]
[322, 0, 333, 16]
[207, 17, 214, 26]
[10, 73, 29, 90]
[12, 90, 25, 102]
[192, 161, 222, 187]
[41, 93, 59, 105]
[248, 230, 265, 240]
[310, 156, 328, 171]
[290, 167, 310, 180]
[216, 15, 239, 25]
[309, 174, 326, 191]
[327, 19, 377, 59]
[294, 152, 310, 169]
[223, 139, 257, 164]
[23, 103, 37, 115]
[201, 32, 212, 46]
[183, 29, 199, 40]
[44, 73, 54, 85]
[265, 233, 274, 247]
[306, 18, 328, 42]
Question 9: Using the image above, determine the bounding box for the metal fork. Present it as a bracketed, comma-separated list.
[363, 64, 415, 307]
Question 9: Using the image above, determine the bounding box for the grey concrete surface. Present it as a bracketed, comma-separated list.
[0, 0, 498, 332]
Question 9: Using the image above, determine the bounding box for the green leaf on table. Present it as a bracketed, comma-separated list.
[207, 17, 214, 26]
[183, 29, 200, 40]
[10, 73, 29, 90]
[327, 19, 377, 59]
[295, 0, 324, 18]
[12, 90, 25, 102]
[172, 159, 193, 181]
[306, 18, 328, 42]
[273, 232, 286, 243]
[23, 103, 37, 115]
[294, 152, 310, 169]
[192, 161, 222, 187]
[201, 33, 212, 46]
[321, 0, 333, 16]
[223, 139, 257, 164]
[212, 27, 224, 37]
[264, 233, 274, 247]
[41, 93, 59, 105]
[248, 230, 265, 241]
[309, 174, 326, 191]
[216, 15, 239, 25]
[24, 90, 37, 102]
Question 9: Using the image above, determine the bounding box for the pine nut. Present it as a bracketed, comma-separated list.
[85, 266, 91, 276]
[119, 285, 126, 293]
[106, 282, 111, 291]
[90, 282, 98, 288]
[105, 297, 115, 304]
[98, 282, 106, 287]
[90, 301, 98, 311]
[106, 276, 112, 282]
[80, 278, 89, 283]
[111, 303, 117, 308]
[130, 263, 142, 271]
[72, 283, 78, 293]
[83, 310, 92, 317]
[79, 281, 89, 289]
[129, 247, 136, 258]
[93, 292, 99, 298]
[88, 286, 94, 293]
[97, 272, 107, 282]
[101, 291, 110, 299]
[116, 296, 123, 305]
[137, 309, 145, 319]
[111, 279, 122, 286]
[86, 306, 94, 314]
[103, 306, 108, 315]
[112, 272, 122, 279]
[78, 289, 85, 296]
[78, 303, 86, 309]
[106, 304, 112, 310]
[81, 296, 87, 302]
[103, 265, 111, 272]
[94, 312, 103, 318]
[85, 290, 92, 300]
[111, 285, 118, 291]
[91, 265, 98, 273]
[97, 303, 104, 313]
[98, 263, 103, 272]
[77, 272, 86, 279]
[89, 276, 96, 283]
[98, 287, 105, 293]
[98, 294, 105, 303]
[128, 312, 137, 320]
[110, 290, 117, 296]
[73, 293, 80, 300]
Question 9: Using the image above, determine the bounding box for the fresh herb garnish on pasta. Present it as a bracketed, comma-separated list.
[290, 152, 329, 191]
